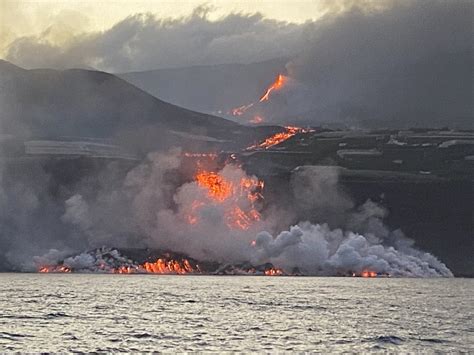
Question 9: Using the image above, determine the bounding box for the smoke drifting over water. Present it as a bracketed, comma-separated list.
[254, 223, 452, 277]
[0, 149, 452, 277]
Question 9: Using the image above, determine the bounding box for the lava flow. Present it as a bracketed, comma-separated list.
[143, 258, 197, 274]
[190, 166, 264, 230]
[39, 256, 199, 274]
[39, 265, 71, 273]
[352, 270, 384, 278]
[259, 74, 287, 102]
[229, 73, 288, 122]
[247, 125, 311, 150]
[264, 267, 284, 276]
[196, 171, 233, 202]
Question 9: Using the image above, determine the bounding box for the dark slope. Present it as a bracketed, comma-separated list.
[119, 57, 288, 115]
[0, 60, 277, 154]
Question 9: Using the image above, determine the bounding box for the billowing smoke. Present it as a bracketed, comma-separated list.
[3, 1, 471, 129]
[12, 149, 451, 277]
[278, 0, 473, 128]
[122, 154, 266, 263]
[252, 221, 452, 277]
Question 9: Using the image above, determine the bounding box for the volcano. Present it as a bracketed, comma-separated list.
[0, 60, 280, 155]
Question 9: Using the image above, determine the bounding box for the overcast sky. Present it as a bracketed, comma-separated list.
[1, 0, 389, 71]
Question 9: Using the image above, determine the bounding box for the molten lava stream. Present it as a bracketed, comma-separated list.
[352, 270, 378, 278]
[264, 268, 284, 276]
[228, 73, 287, 120]
[143, 258, 197, 274]
[259, 74, 287, 102]
[189, 167, 264, 231]
[38, 265, 71, 273]
[247, 125, 311, 150]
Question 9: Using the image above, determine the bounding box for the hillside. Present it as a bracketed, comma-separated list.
[119, 58, 288, 115]
[0, 60, 277, 154]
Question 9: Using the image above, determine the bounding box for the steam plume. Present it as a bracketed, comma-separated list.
[44, 151, 452, 276]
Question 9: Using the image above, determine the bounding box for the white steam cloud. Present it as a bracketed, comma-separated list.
[50, 150, 452, 277]
[253, 223, 452, 277]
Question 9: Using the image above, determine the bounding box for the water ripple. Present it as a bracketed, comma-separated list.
[0, 275, 471, 352]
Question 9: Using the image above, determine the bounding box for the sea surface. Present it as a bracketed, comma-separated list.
[0, 274, 472, 352]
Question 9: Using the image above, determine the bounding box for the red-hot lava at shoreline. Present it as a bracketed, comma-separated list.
[36, 248, 290, 276]
[264, 267, 284, 276]
[39, 265, 71, 273]
[142, 258, 197, 274]
[38, 256, 200, 274]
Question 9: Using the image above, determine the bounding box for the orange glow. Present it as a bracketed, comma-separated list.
[247, 125, 311, 150]
[196, 171, 233, 202]
[231, 103, 254, 116]
[115, 266, 139, 274]
[142, 258, 197, 274]
[259, 74, 287, 102]
[226, 206, 256, 230]
[187, 200, 205, 224]
[38, 265, 71, 273]
[359, 270, 378, 278]
[264, 267, 284, 276]
[39, 256, 200, 274]
[250, 115, 264, 124]
[229, 73, 287, 119]
[189, 167, 264, 230]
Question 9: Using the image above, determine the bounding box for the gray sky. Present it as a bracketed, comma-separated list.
[0, 0, 387, 66]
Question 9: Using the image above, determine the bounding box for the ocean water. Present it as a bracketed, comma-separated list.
[0, 274, 472, 352]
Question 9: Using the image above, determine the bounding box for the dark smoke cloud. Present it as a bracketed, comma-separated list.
[5, 6, 311, 72]
[5, 1, 471, 128]
[282, 0, 473, 128]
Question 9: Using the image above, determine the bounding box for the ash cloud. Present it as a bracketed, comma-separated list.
[282, 0, 473, 128]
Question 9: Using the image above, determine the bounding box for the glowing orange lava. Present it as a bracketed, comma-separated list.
[231, 103, 254, 116]
[38, 265, 71, 273]
[189, 167, 264, 230]
[196, 171, 233, 202]
[361, 270, 378, 278]
[38, 257, 199, 274]
[142, 258, 197, 274]
[264, 267, 284, 276]
[259, 74, 287, 102]
[250, 115, 264, 124]
[247, 125, 311, 150]
[229, 73, 287, 121]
